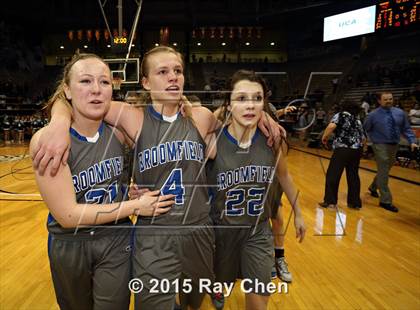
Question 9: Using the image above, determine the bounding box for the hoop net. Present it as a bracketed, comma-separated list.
[112, 77, 122, 90]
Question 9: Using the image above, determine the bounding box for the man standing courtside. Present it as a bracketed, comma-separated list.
[364, 92, 418, 212]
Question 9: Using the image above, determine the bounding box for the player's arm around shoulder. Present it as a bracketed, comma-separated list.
[191, 106, 218, 159]
[30, 129, 80, 228]
[31, 129, 175, 226]
[107, 100, 144, 143]
[111, 125, 135, 148]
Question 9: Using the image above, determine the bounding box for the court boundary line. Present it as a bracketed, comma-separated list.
[290, 146, 420, 186]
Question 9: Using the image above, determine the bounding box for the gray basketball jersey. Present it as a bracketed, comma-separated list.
[133, 105, 210, 225]
[47, 123, 130, 236]
[207, 127, 276, 225]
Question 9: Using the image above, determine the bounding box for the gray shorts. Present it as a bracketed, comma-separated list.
[133, 222, 215, 309]
[214, 221, 274, 296]
[48, 228, 132, 310]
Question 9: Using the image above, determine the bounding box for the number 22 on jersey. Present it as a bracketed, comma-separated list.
[225, 187, 265, 216]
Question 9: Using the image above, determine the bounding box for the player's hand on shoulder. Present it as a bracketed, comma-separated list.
[30, 126, 70, 177]
[258, 112, 287, 148]
[179, 95, 192, 117]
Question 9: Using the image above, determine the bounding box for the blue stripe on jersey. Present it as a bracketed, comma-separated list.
[69, 122, 105, 142]
[47, 213, 55, 256]
[208, 187, 215, 204]
[148, 105, 180, 121]
[222, 126, 260, 146]
[47, 233, 52, 257]
[47, 212, 55, 224]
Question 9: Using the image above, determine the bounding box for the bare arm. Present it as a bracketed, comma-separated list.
[321, 123, 337, 145]
[192, 106, 218, 159]
[30, 130, 174, 228]
[105, 101, 144, 142]
[32, 99, 142, 175]
[276, 105, 297, 118]
[275, 145, 306, 242]
[32, 100, 72, 175]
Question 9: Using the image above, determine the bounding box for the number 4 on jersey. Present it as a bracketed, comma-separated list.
[161, 168, 185, 205]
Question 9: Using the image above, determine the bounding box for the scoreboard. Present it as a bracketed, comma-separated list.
[376, 0, 419, 29]
[113, 37, 128, 44]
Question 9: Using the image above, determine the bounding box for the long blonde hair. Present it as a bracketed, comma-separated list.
[45, 52, 110, 118]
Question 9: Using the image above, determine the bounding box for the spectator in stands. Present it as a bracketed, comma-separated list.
[212, 92, 224, 110]
[316, 107, 326, 126]
[361, 92, 371, 105]
[319, 101, 365, 209]
[2, 115, 12, 145]
[204, 82, 212, 105]
[399, 91, 418, 112]
[413, 84, 420, 103]
[30, 113, 42, 136]
[361, 94, 370, 121]
[12, 116, 24, 144]
[364, 92, 418, 212]
[23, 115, 31, 140]
[361, 100, 370, 115]
[409, 103, 420, 125]
[297, 104, 309, 128]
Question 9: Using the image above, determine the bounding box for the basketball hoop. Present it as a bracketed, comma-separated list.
[112, 77, 122, 90]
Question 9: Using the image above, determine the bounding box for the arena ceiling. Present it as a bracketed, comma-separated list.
[2, 0, 378, 32]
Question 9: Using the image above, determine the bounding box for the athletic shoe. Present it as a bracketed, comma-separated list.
[348, 204, 362, 210]
[368, 188, 379, 198]
[379, 202, 398, 212]
[211, 292, 225, 310]
[275, 257, 292, 283]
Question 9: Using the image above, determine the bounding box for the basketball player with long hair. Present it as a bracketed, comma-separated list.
[207, 70, 306, 310]
[32, 47, 284, 310]
[30, 52, 174, 310]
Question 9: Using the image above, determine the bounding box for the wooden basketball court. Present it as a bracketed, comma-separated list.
[1, 144, 419, 309]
